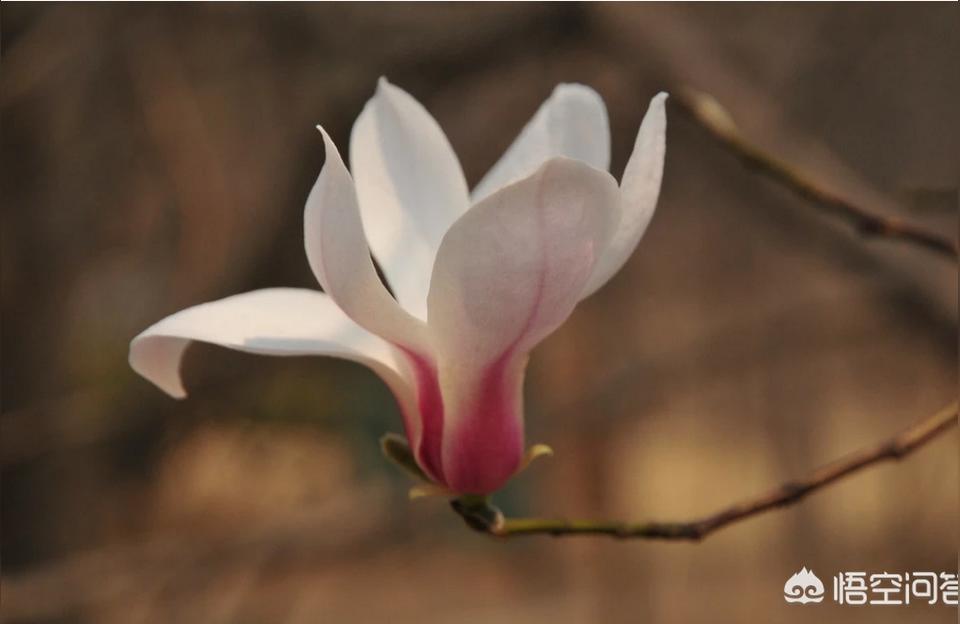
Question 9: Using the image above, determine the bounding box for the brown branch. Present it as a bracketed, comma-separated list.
[452, 401, 958, 540]
[673, 89, 958, 259]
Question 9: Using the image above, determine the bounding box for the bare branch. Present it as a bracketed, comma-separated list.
[452, 402, 958, 540]
[674, 90, 958, 259]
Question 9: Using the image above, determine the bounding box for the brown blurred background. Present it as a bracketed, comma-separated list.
[2, 4, 957, 623]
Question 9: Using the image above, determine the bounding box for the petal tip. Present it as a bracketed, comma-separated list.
[129, 354, 189, 400]
[375, 75, 396, 97]
[313, 125, 345, 174]
[316, 125, 334, 147]
[552, 82, 605, 106]
[554, 82, 593, 94]
[647, 92, 669, 117]
[315, 125, 336, 151]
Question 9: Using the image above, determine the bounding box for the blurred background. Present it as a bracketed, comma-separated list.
[2, 4, 957, 623]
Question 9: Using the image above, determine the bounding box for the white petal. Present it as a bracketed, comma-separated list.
[427, 158, 620, 493]
[581, 92, 668, 298]
[129, 288, 414, 415]
[471, 83, 610, 204]
[305, 126, 428, 352]
[349, 78, 470, 321]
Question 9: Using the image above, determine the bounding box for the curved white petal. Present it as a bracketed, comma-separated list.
[305, 127, 428, 352]
[581, 92, 668, 298]
[427, 157, 620, 493]
[129, 288, 415, 419]
[349, 77, 470, 321]
[471, 83, 610, 204]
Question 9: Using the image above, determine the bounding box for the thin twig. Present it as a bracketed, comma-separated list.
[674, 89, 958, 259]
[452, 401, 958, 540]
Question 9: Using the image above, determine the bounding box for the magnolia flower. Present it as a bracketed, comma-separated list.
[130, 79, 667, 495]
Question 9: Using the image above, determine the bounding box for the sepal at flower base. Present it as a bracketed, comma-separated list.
[382, 433, 556, 500]
[409, 483, 456, 500]
[379, 432, 431, 483]
[518, 443, 554, 473]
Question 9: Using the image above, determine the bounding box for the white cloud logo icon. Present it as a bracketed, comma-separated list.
[784, 567, 825, 604]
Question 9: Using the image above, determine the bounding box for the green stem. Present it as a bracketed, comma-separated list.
[497, 518, 703, 540]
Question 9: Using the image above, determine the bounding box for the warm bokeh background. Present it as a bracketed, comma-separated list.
[2, 4, 957, 623]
